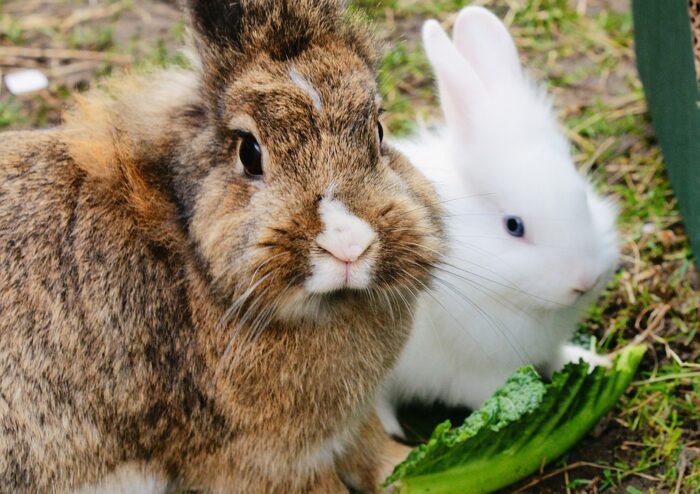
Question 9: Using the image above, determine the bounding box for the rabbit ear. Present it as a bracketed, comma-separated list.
[187, 0, 245, 52]
[452, 7, 523, 89]
[187, 1, 357, 75]
[186, 0, 247, 83]
[422, 19, 488, 133]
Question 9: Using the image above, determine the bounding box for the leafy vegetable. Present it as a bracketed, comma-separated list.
[384, 345, 647, 494]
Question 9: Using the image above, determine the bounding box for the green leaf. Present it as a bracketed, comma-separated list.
[384, 345, 647, 494]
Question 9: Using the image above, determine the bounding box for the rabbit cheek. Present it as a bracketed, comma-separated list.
[189, 170, 256, 287]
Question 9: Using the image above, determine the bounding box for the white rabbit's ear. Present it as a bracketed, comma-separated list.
[422, 19, 488, 133]
[453, 7, 523, 88]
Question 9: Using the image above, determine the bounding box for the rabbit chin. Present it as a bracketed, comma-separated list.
[272, 285, 365, 323]
[519, 279, 606, 316]
[304, 255, 375, 294]
[273, 262, 378, 323]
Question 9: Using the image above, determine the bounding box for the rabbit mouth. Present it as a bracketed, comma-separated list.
[304, 252, 376, 295]
[271, 280, 373, 323]
[304, 196, 378, 295]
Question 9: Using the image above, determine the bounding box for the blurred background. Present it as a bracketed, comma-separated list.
[0, 1, 697, 492]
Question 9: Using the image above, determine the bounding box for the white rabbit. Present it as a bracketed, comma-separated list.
[379, 6, 620, 438]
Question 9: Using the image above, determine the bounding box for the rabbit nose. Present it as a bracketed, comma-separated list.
[316, 197, 377, 263]
[319, 240, 371, 263]
[317, 222, 375, 262]
[572, 275, 601, 296]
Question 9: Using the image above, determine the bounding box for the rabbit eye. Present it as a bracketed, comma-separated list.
[378, 121, 384, 144]
[505, 216, 525, 238]
[239, 133, 263, 177]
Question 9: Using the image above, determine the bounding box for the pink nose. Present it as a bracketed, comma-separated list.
[572, 275, 601, 296]
[321, 242, 371, 263]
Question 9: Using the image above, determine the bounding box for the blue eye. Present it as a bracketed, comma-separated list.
[505, 216, 525, 238]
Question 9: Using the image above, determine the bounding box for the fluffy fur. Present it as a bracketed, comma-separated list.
[378, 7, 619, 437]
[0, 1, 445, 492]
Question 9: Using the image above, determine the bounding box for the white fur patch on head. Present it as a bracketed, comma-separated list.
[289, 67, 322, 112]
[305, 198, 377, 294]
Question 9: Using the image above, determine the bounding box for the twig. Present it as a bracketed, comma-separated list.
[674, 449, 688, 494]
[634, 371, 700, 386]
[46, 61, 102, 79]
[581, 136, 616, 174]
[0, 47, 132, 65]
[513, 461, 660, 493]
[0, 0, 65, 14]
[60, 0, 133, 31]
[0, 58, 43, 69]
[632, 304, 671, 346]
[619, 391, 661, 417]
[576, 0, 588, 15]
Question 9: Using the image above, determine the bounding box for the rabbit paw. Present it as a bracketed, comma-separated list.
[376, 398, 406, 440]
[557, 343, 613, 372]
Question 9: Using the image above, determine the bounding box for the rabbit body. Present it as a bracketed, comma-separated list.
[0, 1, 445, 492]
[378, 7, 619, 437]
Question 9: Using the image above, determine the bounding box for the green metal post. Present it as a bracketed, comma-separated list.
[634, 0, 700, 269]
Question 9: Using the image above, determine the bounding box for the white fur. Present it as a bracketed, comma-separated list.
[289, 67, 323, 111]
[296, 418, 363, 478]
[379, 7, 619, 437]
[72, 463, 169, 494]
[305, 197, 376, 294]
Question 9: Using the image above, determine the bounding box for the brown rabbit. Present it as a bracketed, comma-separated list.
[0, 1, 444, 493]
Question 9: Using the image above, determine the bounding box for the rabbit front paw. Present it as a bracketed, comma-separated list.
[557, 343, 613, 372]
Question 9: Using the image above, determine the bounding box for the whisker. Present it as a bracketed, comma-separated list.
[433, 266, 539, 323]
[217, 271, 276, 331]
[391, 268, 467, 351]
[232, 287, 292, 373]
[394, 240, 563, 307]
[380, 289, 396, 325]
[385, 246, 533, 363]
[392, 193, 497, 219]
[430, 275, 530, 364]
[213, 269, 285, 385]
[392, 263, 521, 360]
[244, 252, 287, 289]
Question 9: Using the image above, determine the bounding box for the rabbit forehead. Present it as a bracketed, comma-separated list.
[450, 84, 589, 213]
[451, 136, 595, 237]
[467, 145, 590, 218]
[288, 67, 323, 111]
[224, 49, 378, 134]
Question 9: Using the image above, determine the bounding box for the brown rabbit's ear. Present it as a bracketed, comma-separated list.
[186, 0, 346, 64]
[185, 0, 375, 111]
[185, 0, 246, 79]
[186, 0, 245, 53]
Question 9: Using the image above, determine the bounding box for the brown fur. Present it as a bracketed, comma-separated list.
[0, 1, 444, 492]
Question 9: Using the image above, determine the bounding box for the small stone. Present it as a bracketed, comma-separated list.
[642, 223, 655, 235]
[4, 69, 49, 95]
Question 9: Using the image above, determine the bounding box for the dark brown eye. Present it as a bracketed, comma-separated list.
[378, 122, 384, 144]
[239, 133, 263, 177]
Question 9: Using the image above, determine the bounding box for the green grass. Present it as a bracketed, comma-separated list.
[0, 98, 23, 128]
[1, 0, 698, 492]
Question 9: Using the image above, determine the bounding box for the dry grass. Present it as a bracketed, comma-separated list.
[1, 1, 698, 492]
